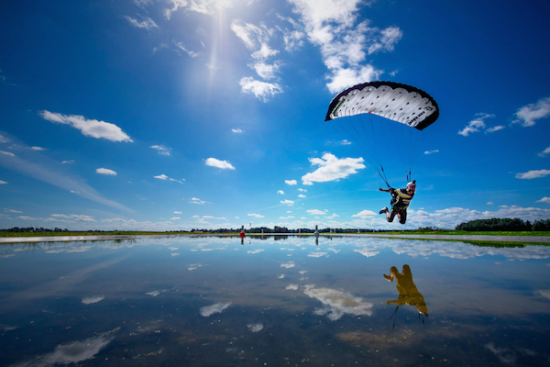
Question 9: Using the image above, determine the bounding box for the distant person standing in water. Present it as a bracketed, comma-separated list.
[378, 181, 416, 224]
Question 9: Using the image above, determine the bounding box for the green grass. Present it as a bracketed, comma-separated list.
[375, 230, 550, 236]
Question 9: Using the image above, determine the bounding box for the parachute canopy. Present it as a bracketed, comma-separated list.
[324, 81, 439, 130]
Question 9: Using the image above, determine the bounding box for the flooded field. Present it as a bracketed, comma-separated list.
[1, 235, 550, 366]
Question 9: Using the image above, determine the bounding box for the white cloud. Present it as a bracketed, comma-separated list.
[4, 208, 22, 213]
[164, 0, 232, 19]
[0, 180, 7, 184]
[164, 0, 187, 19]
[232, 128, 243, 133]
[39, 111, 132, 142]
[286, 284, 299, 290]
[367, 26, 403, 54]
[96, 168, 117, 176]
[298, 188, 307, 192]
[458, 113, 495, 136]
[231, 20, 261, 49]
[17, 214, 97, 223]
[231, 20, 282, 81]
[536, 197, 550, 204]
[0, 150, 15, 157]
[339, 139, 352, 145]
[288, 0, 398, 93]
[485, 125, 505, 133]
[247, 249, 264, 254]
[248, 213, 265, 218]
[174, 41, 200, 57]
[170, 217, 181, 220]
[538, 146, 550, 157]
[352, 209, 377, 218]
[281, 199, 294, 206]
[200, 302, 232, 317]
[239, 77, 282, 102]
[153, 43, 168, 54]
[154, 174, 185, 183]
[277, 190, 285, 194]
[285, 180, 297, 185]
[513, 96, 550, 127]
[205, 158, 235, 170]
[50, 214, 97, 222]
[298, 194, 306, 198]
[515, 169, 550, 179]
[424, 149, 439, 155]
[280, 261, 295, 268]
[326, 65, 381, 94]
[151, 145, 171, 156]
[61, 160, 74, 164]
[327, 213, 338, 219]
[0, 135, 129, 211]
[124, 16, 158, 30]
[307, 209, 327, 215]
[174, 211, 182, 214]
[190, 197, 210, 205]
[0, 134, 9, 143]
[251, 61, 280, 80]
[134, 0, 153, 8]
[301, 153, 365, 185]
[31, 146, 46, 151]
[487, 202, 494, 205]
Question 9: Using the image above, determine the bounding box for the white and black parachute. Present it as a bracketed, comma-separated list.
[325, 81, 440, 186]
[325, 81, 439, 129]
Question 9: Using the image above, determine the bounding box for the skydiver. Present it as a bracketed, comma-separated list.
[378, 180, 416, 224]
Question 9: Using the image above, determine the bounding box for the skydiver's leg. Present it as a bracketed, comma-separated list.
[398, 210, 407, 224]
[386, 208, 397, 222]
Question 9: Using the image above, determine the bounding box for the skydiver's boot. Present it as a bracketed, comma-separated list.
[379, 207, 388, 215]
[383, 274, 393, 282]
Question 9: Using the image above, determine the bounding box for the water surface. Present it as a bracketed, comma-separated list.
[1, 236, 550, 366]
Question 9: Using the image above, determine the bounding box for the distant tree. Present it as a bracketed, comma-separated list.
[455, 218, 532, 231]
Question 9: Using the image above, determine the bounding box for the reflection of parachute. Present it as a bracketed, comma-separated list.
[325, 81, 439, 186]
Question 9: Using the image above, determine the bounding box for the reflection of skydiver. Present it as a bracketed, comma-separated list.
[240, 225, 245, 245]
[379, 181, 416, 224]
[384, 265, 428, 327]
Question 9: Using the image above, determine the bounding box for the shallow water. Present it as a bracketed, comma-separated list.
[1, 235, 550, 366]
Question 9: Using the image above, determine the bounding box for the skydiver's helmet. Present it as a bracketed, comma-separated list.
[406, 181, 416, 192]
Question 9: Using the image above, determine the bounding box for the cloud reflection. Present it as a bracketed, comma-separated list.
[81, 296, 104, 304]
[247, 323, 263, 332]
[304, 287, 373, 321]
[200, 302, 231, 317]
[12, 333, 114, 367]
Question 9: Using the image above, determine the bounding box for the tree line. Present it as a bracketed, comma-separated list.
[455, 218, 550, 231]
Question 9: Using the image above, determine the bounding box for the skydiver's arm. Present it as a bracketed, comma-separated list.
[379, 188, 390, 192]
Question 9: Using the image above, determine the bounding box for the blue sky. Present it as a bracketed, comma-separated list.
[1, 0, 550, 230]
